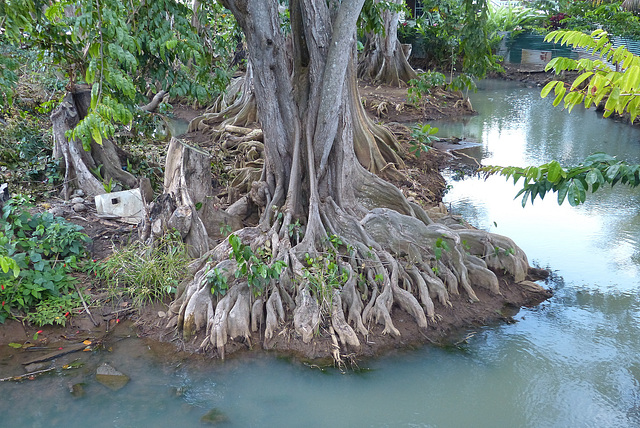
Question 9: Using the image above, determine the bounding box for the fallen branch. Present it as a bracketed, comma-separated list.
[74, 283, 99, 327]
[0, 367, 55, 382]
[21, 342, 88, 365]
[140, 90, 167, 112]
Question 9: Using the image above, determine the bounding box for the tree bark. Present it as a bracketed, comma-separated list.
[358, 0, 417, 86]
[51, 88, 139, 199]
[167, 0, 537, 361]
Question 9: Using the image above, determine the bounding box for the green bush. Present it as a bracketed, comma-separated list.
[487, 4, 546, 33]
[0, 195, 92, 323]
[561, 2, 640, 39]
[407, 70, 447, 104]
[409, 124, 439, 157]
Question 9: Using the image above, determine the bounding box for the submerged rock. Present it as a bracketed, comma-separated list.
[96, 363, 130, 391]
[200, 408, 229, 425]
[69, 383, 85, 397]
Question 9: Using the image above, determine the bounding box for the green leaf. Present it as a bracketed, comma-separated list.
[90, 126, 103, 146]
[541, 81, 559, 98]
[585, 169, 600, 187]
[557, 181, 569, 205]
[553, 85, 566, 107]
[570, 72, 593, 90]
[606, 164, 621, 181]
[546, 161, 564, 183]
[8, 342, 23, 349]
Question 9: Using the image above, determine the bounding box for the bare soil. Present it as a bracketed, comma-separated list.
[0, 70, 554, 366]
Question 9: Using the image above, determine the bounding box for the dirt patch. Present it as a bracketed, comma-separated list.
[360, 83, 475, 123]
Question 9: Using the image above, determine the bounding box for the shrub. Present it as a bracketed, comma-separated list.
[0, 195, 92, 323]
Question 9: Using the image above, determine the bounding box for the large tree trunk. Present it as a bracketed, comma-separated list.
[167, 0, 540, 360]
[51, 88, 138, 199]
[357, 0, 417, 86]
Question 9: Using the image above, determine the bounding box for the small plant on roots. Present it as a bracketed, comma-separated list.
[303, 235, 349, 319]
[95, 230, 189, 308]
[206, 267, 229, 298]
[409, 124, 439, 157]
[432, 236, 451, 275]
[228, 234, 287, 298]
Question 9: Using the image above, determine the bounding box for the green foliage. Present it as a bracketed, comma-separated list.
[220, 223, 233, 238]
[206, 267, 229, 298]
[434, 236, 450, 261]
[487, 4, 546, 33]
[358, 0, 408, 37]
[431, 236, 450, 274]
[0, 1, 40, 108]
[94, 230, 188, 307]
[287, 220, 304, 244]
[447, 73, 477, 93]
[25, 293, 85, 326]
[541, 30, 640, 121]
[410, 0, 463, 68]
[228, 234, 287, 299]
[3, 0, 219, 151]
[407, 70, 446, 104]
[481, 153, 640, 207]
[401, 0, 500, 79]
[459, 0, 502, 78]
[303, 236, 348, 316]
[409, 124, 439, 157]
[484, 30, 640, 207]
[199, 2, 242, 64]
[0, 48, 18, 109]
[0, 112, 62, 195]
[561, 1, 640, 38]
[0, 195, 92, 323]
[530, 0, 573, 17]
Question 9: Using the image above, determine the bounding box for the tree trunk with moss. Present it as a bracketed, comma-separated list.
[165, 0, 538, 360]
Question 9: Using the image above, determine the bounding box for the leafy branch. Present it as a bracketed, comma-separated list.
[541, 29, 640, 120]
[481, 153, 640, 207]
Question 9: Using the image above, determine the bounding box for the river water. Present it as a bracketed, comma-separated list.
[2, 81, 640, 427]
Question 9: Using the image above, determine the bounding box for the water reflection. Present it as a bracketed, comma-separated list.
[435, 80, 640, 287]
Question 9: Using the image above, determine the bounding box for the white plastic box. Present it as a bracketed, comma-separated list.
[94, 188, 145, 224]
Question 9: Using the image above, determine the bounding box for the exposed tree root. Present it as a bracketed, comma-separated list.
[188, 66, 257, 134]
[167, 194, 540, 362]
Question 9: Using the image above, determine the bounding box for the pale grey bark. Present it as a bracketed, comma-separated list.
[358, 0, 417, 86]
[166, 0, 539, 361]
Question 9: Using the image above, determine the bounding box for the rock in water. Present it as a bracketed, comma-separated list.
[70, 383, 86, 397]
[96, 363, 130, 391]
[200, 408, 229, 425]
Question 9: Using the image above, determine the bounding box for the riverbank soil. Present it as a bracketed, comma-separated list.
[0, 69, 554, 367]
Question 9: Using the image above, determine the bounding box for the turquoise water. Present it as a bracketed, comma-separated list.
[2, 80, 640, 427]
